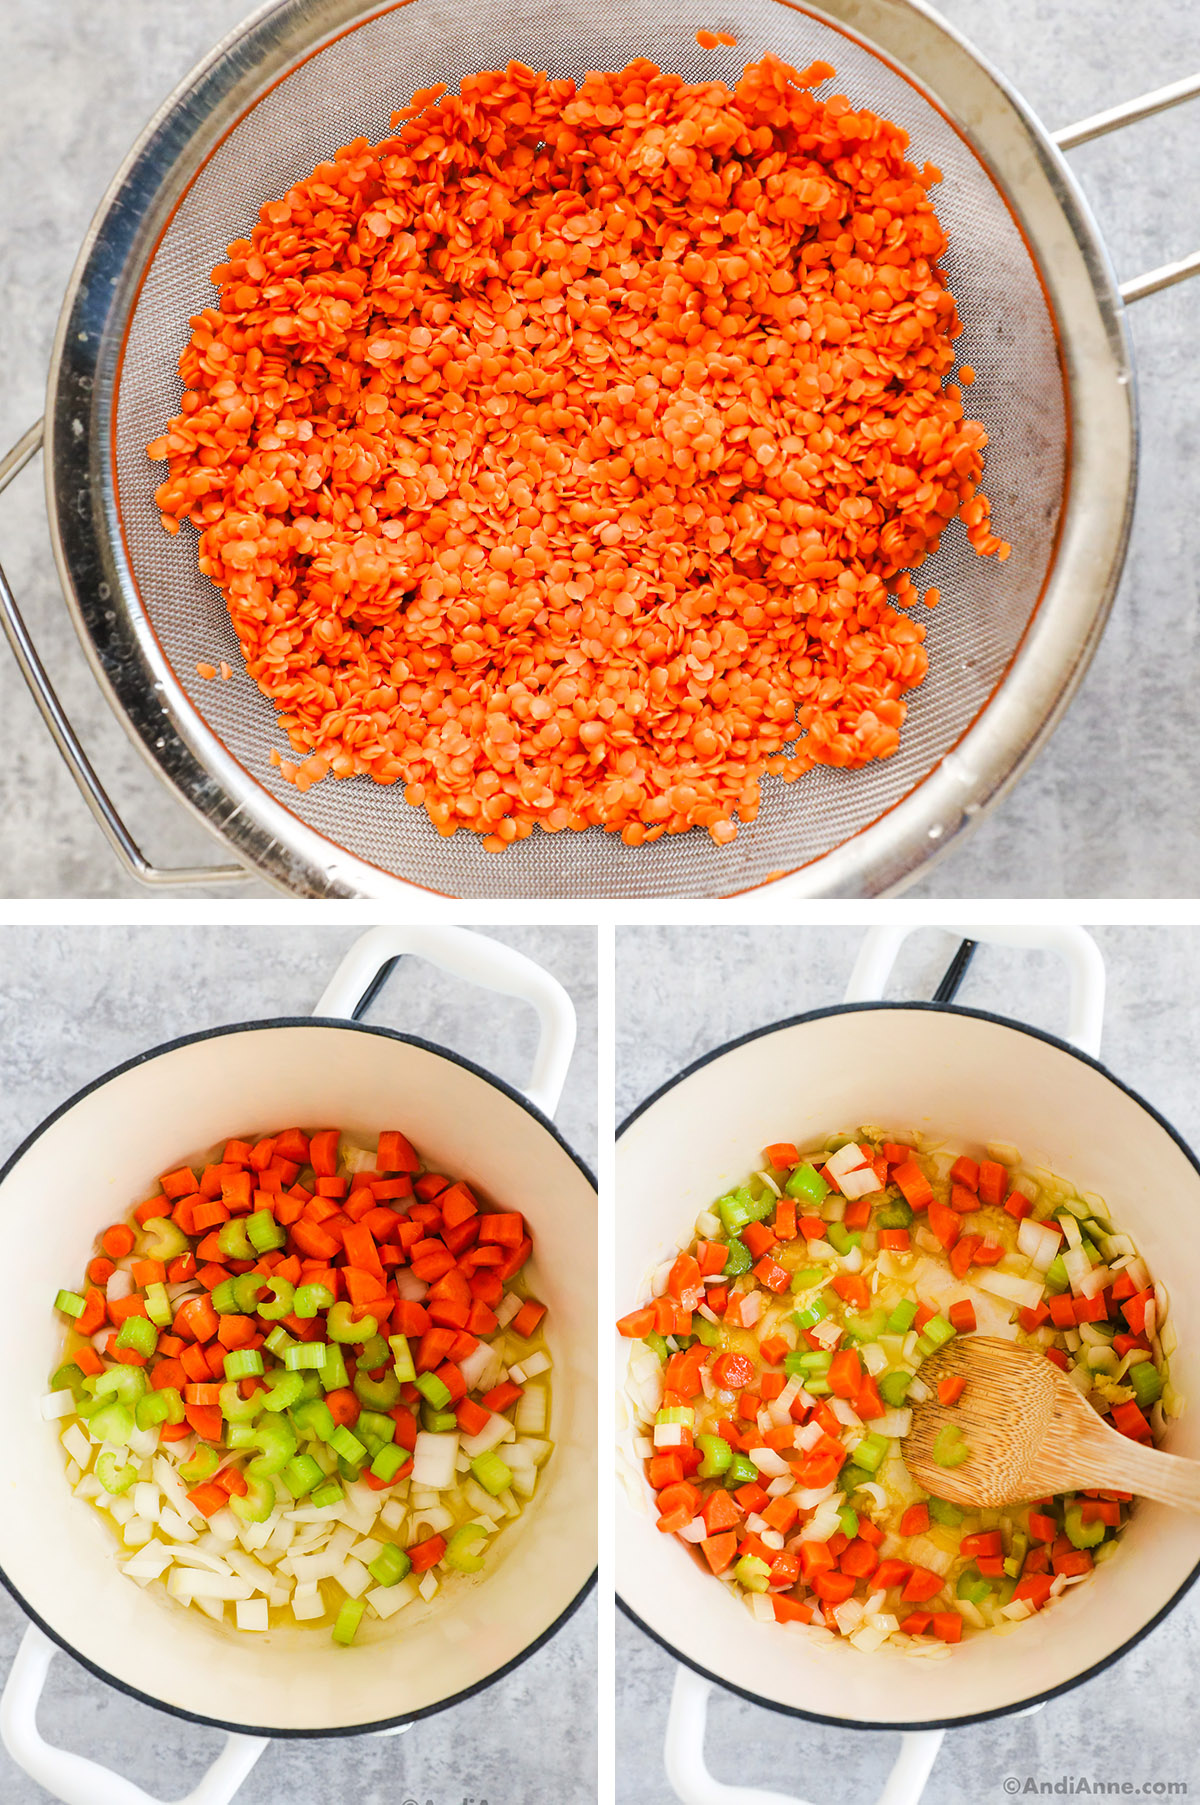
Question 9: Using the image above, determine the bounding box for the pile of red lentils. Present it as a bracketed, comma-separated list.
[149, 51, 1008, 851]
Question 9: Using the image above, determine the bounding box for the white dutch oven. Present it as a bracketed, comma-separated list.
[0, 925, 597, 1805]
[616, 925, 1200, 1805]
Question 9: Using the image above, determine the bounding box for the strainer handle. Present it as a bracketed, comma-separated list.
[1055, 74, 1200, 301]
[314, 924, 578, 1120]
[0, 1624, 267, 1805]
[0, 421, 252, 889]
[843, 923, 1105, 1059]
[664, 1666, 944, 1805]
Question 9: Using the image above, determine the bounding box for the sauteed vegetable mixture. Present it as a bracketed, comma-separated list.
[49, 1127, 552, 1641]
[618, 1131, 1178, 1651]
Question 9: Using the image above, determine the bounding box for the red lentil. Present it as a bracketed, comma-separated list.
[149, 54, 1008, 850]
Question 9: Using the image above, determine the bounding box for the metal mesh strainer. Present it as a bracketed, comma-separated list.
[12, 0, 1179, 895]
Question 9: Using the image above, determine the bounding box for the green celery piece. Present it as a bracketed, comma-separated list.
[734, 1554, 771, 1592]
[691, 1317, 720, 1348]
[220, 1381, 265, 1423]
[332, 1597, 366, 1645]
[1128, 1361, 1163, 1408]
[444, 1524, 487, 1572]
[853, 1432, 889, 1473]
[956, 1567, 991, 1606]
[421, 1402, 457, 1433]
[225, 1349, 265, 1382]
[717, 1193, 752, 1235]
[327, 1301, 378, 1344]
[95, 1451, 137, 1495]
[262, 1371, 305, 1413]
[320, 1345, 350, 1392]
[94, 1366, 147, 1405]
[724, 1453, 759, 1488]
[697, 1434, 732, 1479]
[329, 1425, 367, 1467]
[643, 1332, 669, 1364]
[284, 1343, 329, 1372]
[838, 1463, 872, 1495]
[231, 1476, 276, 1523]
[1043, 1255, 1070, 1295]
[355, 1369, 402, 1410]
[878, 1370, 913, 1408]
[54, 1289, 85, 1319]
[1064, 1504, 1105, 1550]
[722, 1238, 752, 1278]
[89, 1403, 135, 1447]
[217, 1219, 255, 1262]
[838, 1506, 859, 1539]
[471, 1450, 513, 1496]
[115, 1315, 158, 1357]
[371, 1443, 409, 1482]
[294, 1282, 335, 1320]
[180, 1445, 220, 1485]
[929, 1497, 965, 1527]
[932, 1424, 969, 1468]
[414, 1370, 452, 1410]
[256, 1278, 296, 1322]
[826, 1223, 861, 1257]
[247, 1210, 286, 1255]
[369, 1543, 413, 1587]
[291, 1397, 336, 1441]
[389, 1334, 417, 1382]
[885, 1299, 919, 1335]
[140, 1217, 189, 1261]
[789, 1268, 825, 1294]
[842, 1308, 889, 1344]
[792, 1296, 830, 1331]
[282, 1454, 323, 1497]
[875, 1199, 913, 1230]
[249, 1417, 299, 1478]
[785, 1164, 829, 1206]
[923, 1315, 956, 1350]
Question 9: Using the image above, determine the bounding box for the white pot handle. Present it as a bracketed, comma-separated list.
[664, 1667, 944, 1805]
[314, 925, 577, 1121]
[0, 1626, 267, 1805]
[843, 924, 1106, 1060]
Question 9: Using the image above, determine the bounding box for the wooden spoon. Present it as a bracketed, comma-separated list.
[903, 1335, 1200, 1512]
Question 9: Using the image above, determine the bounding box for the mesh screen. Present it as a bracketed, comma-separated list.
[113, 0, 1067, 897]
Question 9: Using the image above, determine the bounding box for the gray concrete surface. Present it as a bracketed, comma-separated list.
[615, 924, 1200, 1804]
[0, 924, 597, 1804]
[0, 0, 1197, 897]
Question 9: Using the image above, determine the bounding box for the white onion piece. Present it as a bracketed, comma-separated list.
[1017, 1218, 1061, 1271]
[106, 1269, 134, 1304]
[974, 1269, 1045, 1310]
[412, 1431, 459, 1490]
[677, 1517, 708, 1543]
[746, 1446, 789, 1478]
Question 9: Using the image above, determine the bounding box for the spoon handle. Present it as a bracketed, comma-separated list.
[1061, 1428, 1200, 1515]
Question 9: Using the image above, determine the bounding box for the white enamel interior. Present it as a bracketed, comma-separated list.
[0, 1022, 596, 1733]
[615, 1006, 1200, 1724]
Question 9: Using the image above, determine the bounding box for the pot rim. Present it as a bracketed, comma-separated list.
[0, 1014, 598, 1739]
[615, 997, 1200, 1730]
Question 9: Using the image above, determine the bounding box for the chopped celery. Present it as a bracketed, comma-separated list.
[54, 1290, 85, 1319]
[471, 1450, 512, 1496]
[717, 1193, 753, 1234]
[95, 1451, 137, 1495]
[209, 1280, 241, 1316]
[445, 1524, 488, 1572]
[885, 1299, 919, 1335]
[724, 1453, 759, 1488]
[390, 1334, 417, 1382]
[691, 1316, 720, 1348]
[1129, 1361, 1163, 1408]
[354, 1369, 402, 1411]
[956, 1566, 991, 1606]
[256, 1278, 296, 1322]
[144, 1283, 172, 1328]
[838, 1464, 872, 1494]
[136, 1388, 182, 1430]
[414, 1371, 452, 1410]
[220, 1381, 264, 1423]
[722, 1237, 752, 1277]
[843, 1308, 889, 1343]
[784, 1164, 829, 1206]
[879, 1370, 913, 1408]
[231, 1476, 275, 1524]
[875, 1199, 914, 1230]
[180, 1445, 220, 1484]
[838, 1506, 859, 1539]
[282, 1454, 323, 1497]
[1043, 1255, 1070, 1295]
[233, 1273, 267, 1312]
[294, 1282, 335, 1320]
[853, 1432, 889, 1473]
[246, 1210, 286, 1255]
[734, 1554, 771, 1592]
[89, 1402, 134, 1446]
[94, 1366, 147, 1404]
[224, 1349, 265, 1382]
[826, 1223, 861, 1256]
[264, 1327, 296, 1359]
[284, 1343, 329, 1372]
[932, 1424, 969, 1467]
[140, 1217, 188, 1261]
[697, 1434, 732, 1479]
[1064, 1504, 1105, 1550]
[923, 1315, 956, 1350]
[332, 1598, 365, 1645]
[310, 1479, 343, 1510]
[115, 1315, 157, 1357]
[248, 1418, 298, 1477]
[320, 1345, 350, 1392]
[327, 1302, 377, 1344]
[929, 1497, 964, 1526]
[291, 1398, 335, 1441]
[329, 1425, 367, 1467]
[643, 1332, 670, 1363]
[371, 1443, 410, 1482]
[791, 1296, 830, 1331]
[789, 1267, 826, 1293]
[421, 1401, 457, 1434]
[369, 1543, 413, 1587]
[217, 1219, 254, 1262]
[262, 1371, 305, 1413]
[50, 1362, 86, 1399]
